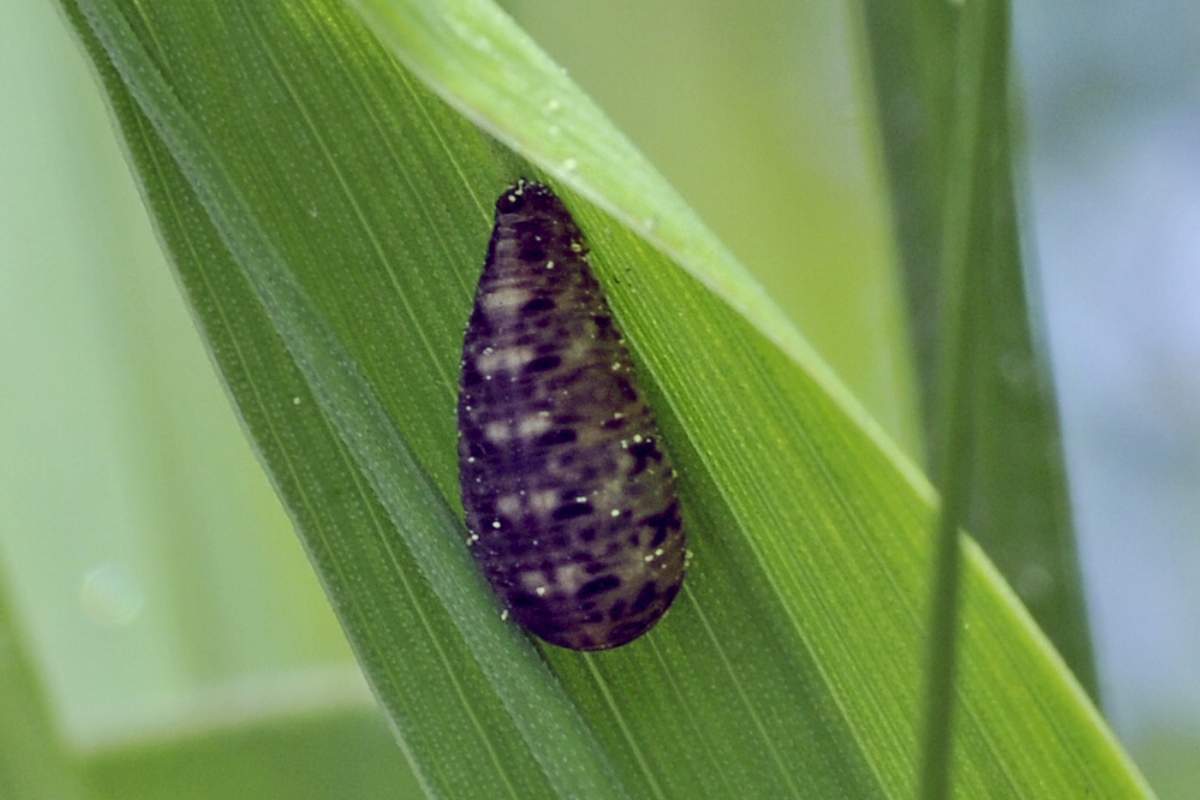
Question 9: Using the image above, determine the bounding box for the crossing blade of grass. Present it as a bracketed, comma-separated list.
[856, 0, 1098, 696]
[853, 0, 956, 433]
[919, 1, 994, 796]
[60, 0, 1149, 797]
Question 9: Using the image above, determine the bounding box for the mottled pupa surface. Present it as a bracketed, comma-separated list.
[457, 180, 686, 651]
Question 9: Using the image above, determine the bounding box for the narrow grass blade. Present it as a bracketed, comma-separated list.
[919, 0, 994, 796]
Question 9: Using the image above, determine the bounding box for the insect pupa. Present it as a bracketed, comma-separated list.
[457, 180, 686, 650]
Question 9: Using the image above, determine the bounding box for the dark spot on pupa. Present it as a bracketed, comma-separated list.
[641, 500, 681, 548]
[520, 243, 547, 262]
[525, 354, 561, 373]
[461, 364, 484, 388]
[578, 574, 621, 599]
[631, 582, 657, 614]
[522, 296, 555, 314]
[628, 437, 664, 475]
[615, 376, 638, 402]
[535, 428, 576, 447]
[609, 600, 627, 621]
[552, 500, 594, 521]
[510, 591, 539, 608]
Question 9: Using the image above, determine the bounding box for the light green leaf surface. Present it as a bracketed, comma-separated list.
[83, 704, 420, 800]
[60, 1, 1149, 797]
[0, 574, 85, 800]
[1, 0, 358, 755]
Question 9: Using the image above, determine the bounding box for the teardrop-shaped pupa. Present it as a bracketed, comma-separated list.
[457, 180, 686, 650]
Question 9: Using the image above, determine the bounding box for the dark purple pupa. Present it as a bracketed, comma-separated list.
[457, 180, 686, 650]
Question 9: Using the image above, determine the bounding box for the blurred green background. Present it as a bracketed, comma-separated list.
[2, 1, 1196, 797]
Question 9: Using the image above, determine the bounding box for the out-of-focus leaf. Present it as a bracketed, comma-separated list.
[83, 704, 420, 800]
[857, 0, 1099, 696]
[0, 574, 85, 800]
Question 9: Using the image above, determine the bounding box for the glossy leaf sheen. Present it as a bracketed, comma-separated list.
[62, 0, 1149, 798]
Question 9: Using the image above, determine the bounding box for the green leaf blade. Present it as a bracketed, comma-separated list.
[58, 0, 1152, 797]
[67, 3, 629, 796]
